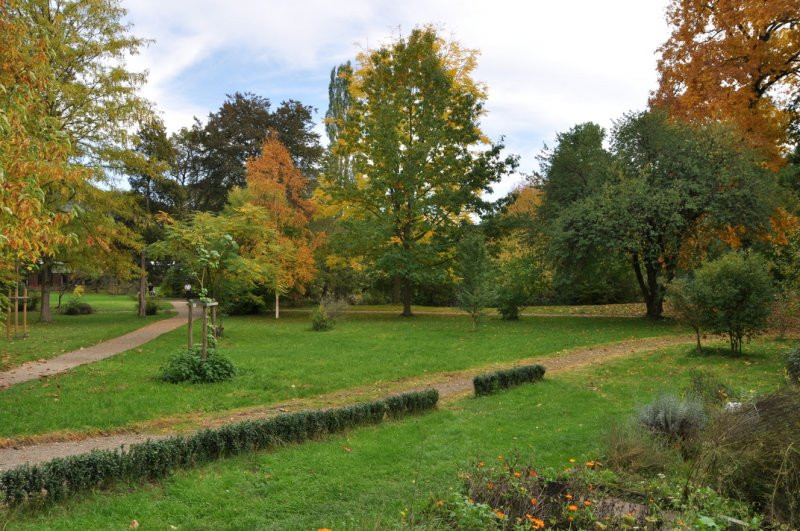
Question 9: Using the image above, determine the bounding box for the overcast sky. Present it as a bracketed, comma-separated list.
[123, 0, 672, 198]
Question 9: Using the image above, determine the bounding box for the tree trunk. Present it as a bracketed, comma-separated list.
[631, 252, 664, 319]
[39, 263, 52, 323]
[694, 326, 702, 351]
[392, 276, 402, 303]
[401, 276, 413, 317]
[275, 291, 280, 319]
[138, 251, 146, 318]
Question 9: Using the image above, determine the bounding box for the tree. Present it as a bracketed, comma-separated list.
[552, 110, 774, 318]
[192, 93, 322, 211]
[323, 62, 354, 185]
[666, 277, 705, 351]
[455, 231, 492, 331]
[693, 252, 774, 353]
[0, 2, 84, 283]
[240, 135, 318, 317]
[653, 0, 800, 166]
[325, 27, 517, 317]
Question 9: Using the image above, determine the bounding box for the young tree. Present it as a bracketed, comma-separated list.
[693, 252, 775, 353]
[552, 110, 774, 318]
[456, 231, 492, 331]
[325, 27, 516, 316]
[242, 135, 318, 318]
[666, 277, 705, 351]
[653, 0, 800, 166]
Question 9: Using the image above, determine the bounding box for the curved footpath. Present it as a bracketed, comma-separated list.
[0, 334, 695, 471]
[0, 301, 188, 389]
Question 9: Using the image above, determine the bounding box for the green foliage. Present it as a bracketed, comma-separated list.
[636, 393, 706, 442]
[144, 298, 160, 316]
[667, 277, 706, 350]
[684, 370, 740, 407]
[786, 348, 800, 385]
[223, 291, 266, 315]
[473, 364, 545, 396]
[310, 297, 346, 331]
[0, 390, 438, 507]
[61, 299, 95, 315]
[692, 252, 774, 353]
[456, 232, 492, 330]
[604, 421, 681, 476]
[693, 388, 800, 527]
[159, 348, 236, 384]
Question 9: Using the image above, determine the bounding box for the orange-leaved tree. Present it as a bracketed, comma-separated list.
[652, 0, 800, 167]
[244, 134, 318, 317]
[0, 5, 85, 290]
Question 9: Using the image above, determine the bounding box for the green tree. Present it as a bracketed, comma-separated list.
[325, 27, 516, 317]
[456, 231, 492, 331]
[693, 252, 775, 353]
[552, 110, 774, 318]
[666, 277, 705, 351]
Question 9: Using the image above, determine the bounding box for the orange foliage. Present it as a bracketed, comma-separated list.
[244, 134, 318, 292]
[653, 0, 800, 167]
[0, 6, 85, 274]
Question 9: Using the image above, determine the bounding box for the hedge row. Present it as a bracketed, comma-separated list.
[0, 389, 439, 507]
[473, 364, 546, 396]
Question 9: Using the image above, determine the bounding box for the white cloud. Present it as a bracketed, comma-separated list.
[121, 0, 671, 197]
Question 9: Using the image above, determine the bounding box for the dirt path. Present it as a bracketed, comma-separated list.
[0, 334, 695, 471]
[0, 301, 188, 390]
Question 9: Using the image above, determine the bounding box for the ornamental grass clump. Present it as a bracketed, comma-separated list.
[159, 347, 236, 384]
[636, 393, 706, 444]
[692, 388, 800, 528]
[473, 365, 546, 396]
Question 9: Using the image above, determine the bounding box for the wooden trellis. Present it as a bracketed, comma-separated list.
[187, 299, 218, 359]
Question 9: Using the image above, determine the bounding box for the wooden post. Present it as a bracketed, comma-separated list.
[201, 304, 208, 359]
[211, 304, 217, 338]
[5, 289, 10, 340]
[187, 301, 194, 350]
[13, 277, 19, 339]
[275, 291, 279, 319]
[22, 284, 27, 338]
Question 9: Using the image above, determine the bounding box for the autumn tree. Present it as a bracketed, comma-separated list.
[653, 0, 800, 165]
[0, 3, 83, 289]
[242, 135, 318, 317]
[552, 110, 774, 318]
[324, 27, 516, 317]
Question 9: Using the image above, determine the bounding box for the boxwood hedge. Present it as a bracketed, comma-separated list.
[473, 365, 546, 396]
[0, 389, 439, 507]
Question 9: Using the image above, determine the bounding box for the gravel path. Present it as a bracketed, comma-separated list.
[0, 301, 188, 390]
[0, 333, 694, 471]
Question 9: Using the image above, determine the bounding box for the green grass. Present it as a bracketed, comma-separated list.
[1, 339, 788, 530]
[0, 294, 174, 371]
[0, 313, 681, 439]
[297, 302, 650, 317]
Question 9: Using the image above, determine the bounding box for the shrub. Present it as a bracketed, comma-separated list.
[144, 299, 160, 316]
[159, 348, 236, 384]
[684, 370, 739, 407]
[666, 277, 705, 350]
[456, 232, 492, 331]
[636, 393, 706, 442]
[223, 291, 266, 315]
[603, 422, 681, 476]
[693, 388, 800, 527]
[310, 297, 346, 331]
[769, 291, 800, 339]
[61, 299, 94, 315]
[787, 348, 800, 385]
[473, 365, 545, 396]
[0, 389, 439, 507]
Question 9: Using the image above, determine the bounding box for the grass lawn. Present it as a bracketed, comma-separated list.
[0, 294, 174, 371]
[293, 302, 651, 317]
[0, 313, 681, 439]
[1, 339, 788, 530]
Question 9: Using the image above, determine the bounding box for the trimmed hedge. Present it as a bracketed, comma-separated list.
[473, 365, 545, 396]
[0, 389, 439, 507]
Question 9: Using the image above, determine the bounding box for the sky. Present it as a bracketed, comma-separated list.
[122, 0, 672, 198]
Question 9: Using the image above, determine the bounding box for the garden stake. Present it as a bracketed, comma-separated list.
[187, 301, 194, 350]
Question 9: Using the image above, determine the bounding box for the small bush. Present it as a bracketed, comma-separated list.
[787, 348, 800, 385]
[310, 297, 346, 331]
[473, 365, 545, 396]
[223, 292, 266, 315]
[636, 393, 706, 442]
[684, 370, 739, 407]
[144, 299, 160, 316]
[61, 299, 94, 315]
[693, 388, 800, 527]
[0, 390, 439, 507]
[159, 348, 236, 384]
[604, 422, 681, 476]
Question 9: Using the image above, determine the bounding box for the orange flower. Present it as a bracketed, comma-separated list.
[568, 458, 576, 463]
[513, 472, 522, 478]
[584, 500, 592, 507]
[494, 509, 505, 519]
[318, 529, 332, 531]
[531, 518, 545, 529]
[565, 494, 573, 500]
[487, 482, 494, 490]
[568, 505, 578, 511]
[478, 461, 485, 468]
[568, 516, 574, 522]
[585, 461, 595, 467]
[530, 498, 538, 505]
[529, 470, 538, 477]
[435, 501, 444, 507]
[498, 454, 503, 460]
